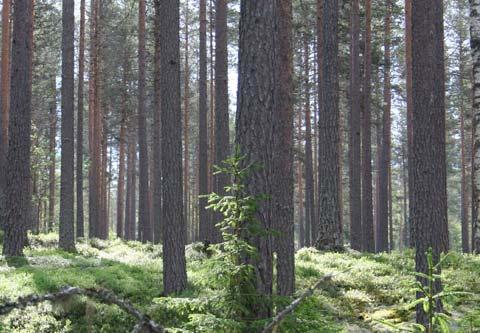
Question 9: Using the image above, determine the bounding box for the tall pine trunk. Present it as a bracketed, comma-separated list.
[48, 78, 57, 233]
[198, 0, 210, 243]
[349, 0, 362, 251]
[406, 0, 414, 248]
[412, 0, 449, 325]
[470, 0, 480, 253]
[303, 33, 314, 248]
[76, 0, 85, 239]
[362, 0, 374, 252]
[376, 0, 391, 253]
[316, 0, 342, 251]
[0, 0, 10, 208]
[274, 0, 295, 296]
[2, 0, 33, 256]
[160, 0, 187, 294]
[59, 0, 76, 251]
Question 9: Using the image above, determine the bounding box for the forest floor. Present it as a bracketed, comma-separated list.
[0, 234, 479, 332]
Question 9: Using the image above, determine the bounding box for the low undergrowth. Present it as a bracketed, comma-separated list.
[0, 234, 479, 332]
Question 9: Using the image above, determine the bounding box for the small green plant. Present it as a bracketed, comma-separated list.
[203, 148, 266, 322]
[379, 249, 471, 333]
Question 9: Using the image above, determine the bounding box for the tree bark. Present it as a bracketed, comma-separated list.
[405, 0, 414, 248]
[2, 0, 33, 256]
[412, 0, 449, 325]
[470, 0, 480, 254]
[274, 0, 295, 296]
[315, 0, 343, 251]
[362, 0, 374, 253]
[76, 0, 85, 239]
[236, 0, 276, 315]
[137, 0, 150, 243]
[48, 78, 56, 233]
[59, 0, 76, 251]
[160, 0, 187, 294]
[349, 0, 362, 251]
[213, 0, 230, 243]
[153, 0, 162, 244]
[0, 0, 10, 209]
[376, 0, 391, 253]
[303, 33, 313, 248]
[198, 0, 210, 243]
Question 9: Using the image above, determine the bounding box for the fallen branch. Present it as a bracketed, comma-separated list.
[262, 267, 352, 333]
[0, 286, 164, 333]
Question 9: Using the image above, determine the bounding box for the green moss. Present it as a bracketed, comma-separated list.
[1, 238, 479, 332]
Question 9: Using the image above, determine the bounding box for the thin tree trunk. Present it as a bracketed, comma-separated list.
[412, 0, 449, 325]
[208, 0, 215, 197]
[48, 78, 56, 233]
[315, 0, 323, 244]
[0, 0, 11, 203]
[153, 0, 162, 244]
[198, 0, 210, 243]
[405, 0, 414, 247]
[316, 0, 342, 251]
[2, 0, 33, 256]
[349, 0, 361, 251]
[76, 0, 85, 239]
[213, 0, 229, 243]
[160, 0, 187, 294]
[303, 33, 313, 248]
[183, 2, 190, 244]
[460, 32, 470, 253]
[59, 0, 76, 251]
[137, 0, 150, 243]
[362, 0, 374, 252]
[274, 0, 295, 296]
[471, 0, 480, 253]
[376, 0, 391, 253]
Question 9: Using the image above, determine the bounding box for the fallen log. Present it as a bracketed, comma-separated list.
[0, 286, 164, 333]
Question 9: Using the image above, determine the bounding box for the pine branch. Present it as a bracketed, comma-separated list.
[0, 286, 164, 333]
[262, 267, 352, 333]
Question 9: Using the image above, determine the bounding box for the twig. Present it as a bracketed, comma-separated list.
[0, 286, 164, 333]
[262, 267, 353, 333]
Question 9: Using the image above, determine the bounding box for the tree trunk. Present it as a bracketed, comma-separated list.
[349, 0, 361, 251]
[460, 34, 469, 253]
[48, 78, 57, 233]
[412, 0, 449, 325]
[376, 0, 391, 253]
[303, 34, 313, 248]
[198, 0, 210, 243]
[160, 0, 187, 294]
[137, 0, 150, 243]
[315, 0, 342, 251]
[59, 0, 76, 251]
[2, 0, 33, 256]
[152, 0, 162, 244]
[405, 0, 414, 248]
[315, 0, 323, 244]
[236, 0, 276, 315]
[471, 0, 480, 253]
[183, 2, 190, 244]
[0, 0, 10, 208]
[362, 0, 374, 253]
[274, 0, 295, 297]
[213, 0, 230, 243]
[76, 0, 85, 239]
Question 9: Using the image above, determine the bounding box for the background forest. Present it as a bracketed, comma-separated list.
[0, 0, 479, 332]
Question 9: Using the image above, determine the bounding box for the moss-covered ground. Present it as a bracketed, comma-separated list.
[0, 234, 479, 332]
